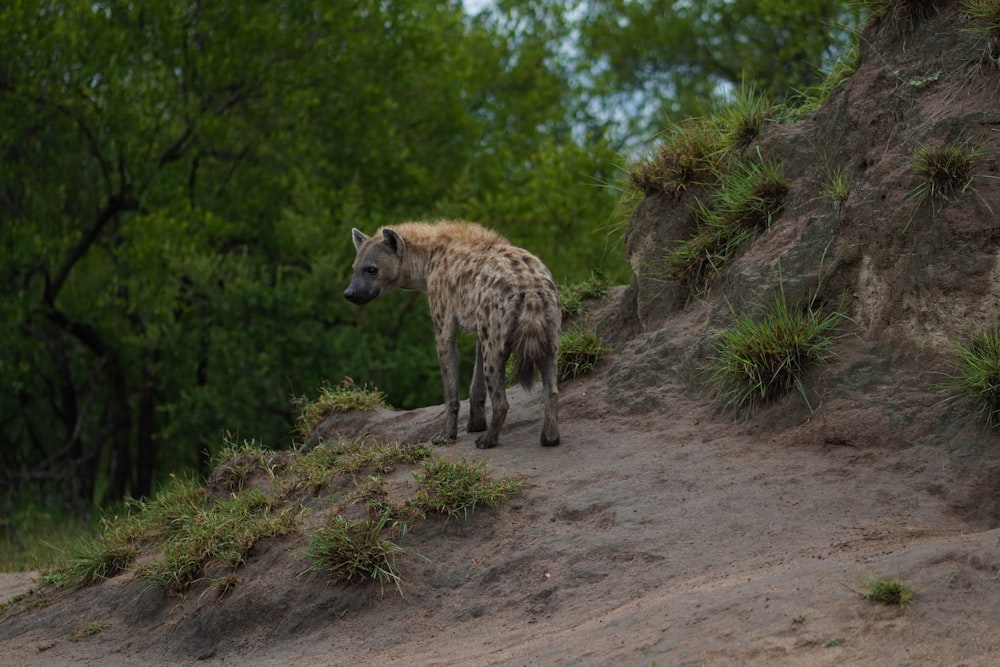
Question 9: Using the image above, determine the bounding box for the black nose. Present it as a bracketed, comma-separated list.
[344, 286, 370, 305]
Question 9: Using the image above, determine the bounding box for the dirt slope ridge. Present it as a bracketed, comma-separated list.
[3, 377, 1000, 666]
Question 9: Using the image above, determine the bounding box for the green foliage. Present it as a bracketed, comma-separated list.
[61, 536, 138, 587]
[579, 0, 865, 131]
[558, 328, 612, 382]
[782, 42, 860, 119]
[292, 440, 433, 490]
[708, 292, 845, 417]
[0, 508, 97, 572]
[859, 576, 914, 606]
[938, 324, 1000, 429]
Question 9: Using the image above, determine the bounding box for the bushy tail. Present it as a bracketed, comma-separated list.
[513, 292, 559, 391]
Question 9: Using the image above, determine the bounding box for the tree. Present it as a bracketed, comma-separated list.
[578, 0, 864, 134]
[0, 0, 625, 525]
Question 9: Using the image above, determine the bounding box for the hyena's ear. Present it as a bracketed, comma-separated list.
[381, 228, 406, 257]
[351, 228, 369, 251]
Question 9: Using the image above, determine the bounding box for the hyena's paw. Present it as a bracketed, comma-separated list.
[466, 415, 487, 433]
[431, 432, 457, 446]
[475, 433, 498, 449]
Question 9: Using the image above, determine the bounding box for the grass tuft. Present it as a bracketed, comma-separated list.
[627, 117, 728, 198]
[294, 378, 388, 437]
[863, 0, 941, 23]
[716, 84, 774, 151]
[411, 458, 522, 524]
[911, 140, 978, 201]
[818, 163, 854, 210]
[666, 155, 788, 292]
[558, 327, 611, 382]
[559, 272, 610, 320]
[937, 324, 1000, 428]
[906, 137, 994, 226]
[135, 487, 295, 594]
[963, 0, 1000, 68]
[61, 534, 138, 586]
[859, 576, 913, 606]
[707, 291, 845, 417]
[69, 621, 107, 642]
[785, 45, 860, 118]
[305, 512, 404, 594]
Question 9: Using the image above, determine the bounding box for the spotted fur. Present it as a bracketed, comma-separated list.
[345, 221, 560, 448]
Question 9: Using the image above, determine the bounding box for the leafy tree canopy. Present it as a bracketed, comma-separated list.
[577, 0, 864, 135]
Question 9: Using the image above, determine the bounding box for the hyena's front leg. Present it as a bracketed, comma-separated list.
[475, 346, 509, 449]
[467, 341, 487, 433]
[432, 323, 460, 445]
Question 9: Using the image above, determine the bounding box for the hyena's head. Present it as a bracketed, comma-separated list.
[343, 227, 406, 305]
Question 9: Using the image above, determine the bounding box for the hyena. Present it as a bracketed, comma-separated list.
[344, 221, 560, 449]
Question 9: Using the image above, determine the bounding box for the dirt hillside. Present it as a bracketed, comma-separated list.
[4, 2, 1000, 665]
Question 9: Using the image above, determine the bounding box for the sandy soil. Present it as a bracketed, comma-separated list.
[3, 356, 1000, 666]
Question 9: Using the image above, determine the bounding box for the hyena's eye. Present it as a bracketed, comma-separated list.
[364, 266, 378, 277]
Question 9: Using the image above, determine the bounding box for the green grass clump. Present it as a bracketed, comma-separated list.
[292, 439, 432, 490]
[963, 0, 1000, 67]
[69, 621, 108, 642]
[860, 576, 913, 606]
[909, 139, 982, 210]
[667, 155, 788, 292]
[716, 84, 774, 151]
[305, 512, 404, 593]
[628, 116, 727, 198]
[558, 326, 610, 382]
[136, 486, 296, 594]
[708, 292, 845, 417]
[295, 377, 388, 437]
[58, 475, 204, 586]
[938, 324, 1000, 428]
[61, 533, 139, 586]
[411, 458, 522, 523]
[863, 0, 940, 23]
[49, 434, 516, 598]
[559, 272, 610, 320]
[818, 163, 854, 210]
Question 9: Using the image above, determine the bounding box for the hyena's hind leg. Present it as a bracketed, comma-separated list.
[475, 344, 509, 449]
[467, 341, 487, 433]
[540, 352, 560, 447]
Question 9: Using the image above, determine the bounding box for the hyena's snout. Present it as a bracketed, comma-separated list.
[343, 278, 377, 305]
